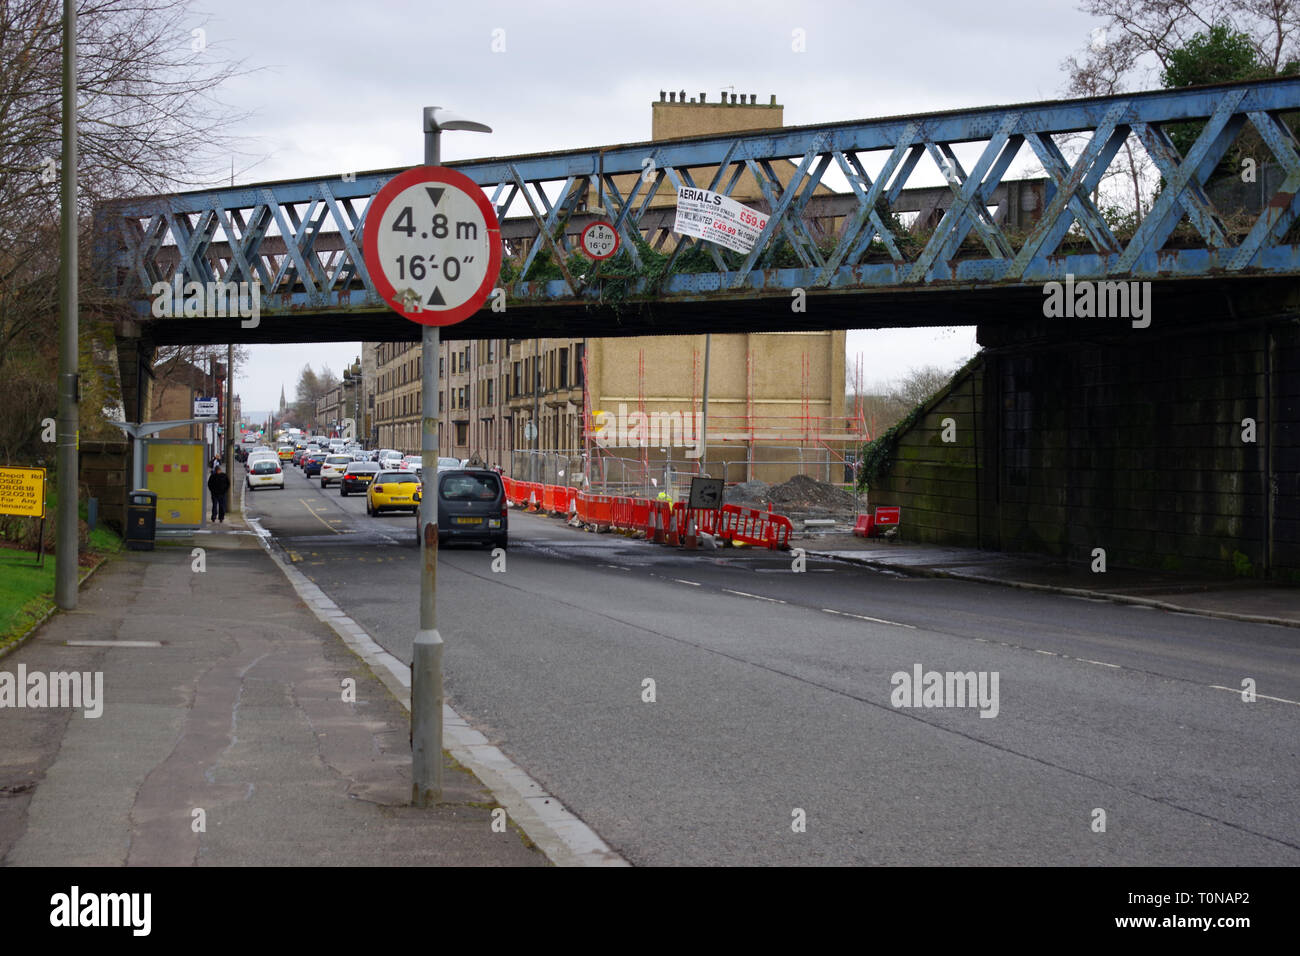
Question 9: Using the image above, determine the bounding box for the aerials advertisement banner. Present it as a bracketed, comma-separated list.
[672, 186, 769, 254]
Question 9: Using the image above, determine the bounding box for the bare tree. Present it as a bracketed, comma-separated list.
[0, 0, 259, 458]
[890, 365, 958, 408]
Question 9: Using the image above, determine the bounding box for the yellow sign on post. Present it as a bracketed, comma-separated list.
[0, 466, 46, 518]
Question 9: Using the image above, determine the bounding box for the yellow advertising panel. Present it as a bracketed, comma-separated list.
[0, 466, 46, 518]
[144, 441, 204, 527]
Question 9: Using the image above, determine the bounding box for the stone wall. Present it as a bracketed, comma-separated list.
[868, 319, 1300, 581]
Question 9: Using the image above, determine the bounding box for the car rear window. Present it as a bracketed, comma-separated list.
[376, 472, 414, 484]
[345, 462, 379, 474]
[440, 474, 501, 500]
[252, 461, 280, 473]
[327, 456, 351, 464]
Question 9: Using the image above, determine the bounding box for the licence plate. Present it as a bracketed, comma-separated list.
[391, 496, 410, 502]
[455, 517, 480, 525]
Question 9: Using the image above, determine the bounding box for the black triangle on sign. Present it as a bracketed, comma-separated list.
[426, 187, 445, 207]
[427, 287, 446, 306]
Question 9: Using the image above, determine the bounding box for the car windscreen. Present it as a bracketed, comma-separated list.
[439, 473, 501, 501]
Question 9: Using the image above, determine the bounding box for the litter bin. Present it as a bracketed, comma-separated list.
[125, 489, 157, 551]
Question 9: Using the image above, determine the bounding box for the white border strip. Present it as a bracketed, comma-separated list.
[243, 511, 627, 867]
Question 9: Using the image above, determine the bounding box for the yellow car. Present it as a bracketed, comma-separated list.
[277, 445, 294, 461]
[366, 470, 422, 516]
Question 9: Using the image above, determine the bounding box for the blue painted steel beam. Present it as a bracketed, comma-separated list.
[96, 76, 1300, 321]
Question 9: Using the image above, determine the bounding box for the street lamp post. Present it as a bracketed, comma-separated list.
[411, 106, 492, 808]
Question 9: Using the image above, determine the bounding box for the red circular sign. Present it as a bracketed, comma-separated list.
[580, 221, 620, 260]
[363, 165, 501, 326]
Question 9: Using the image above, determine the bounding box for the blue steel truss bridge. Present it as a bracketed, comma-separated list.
[97, 76, 1300, 345]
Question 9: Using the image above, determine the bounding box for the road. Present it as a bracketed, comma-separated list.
[240, 459, 1300, 866]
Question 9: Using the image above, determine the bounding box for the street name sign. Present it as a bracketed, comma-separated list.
[363, 166, 501, 325]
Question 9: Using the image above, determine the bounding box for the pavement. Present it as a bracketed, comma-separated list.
[800, 533, 1300, 628]
[0, 502, 548, 867]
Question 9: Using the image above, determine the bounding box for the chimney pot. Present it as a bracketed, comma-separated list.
[730, 93, 737, 104]
[770, 94, 777, 106]
[721, 90, 727, 104]
[700, 91, 706, 103]
[669, 91, 676, 102]
[679, 89, 686, 102]
[749, 94, 756, 104]
[659, 90, 666, 102]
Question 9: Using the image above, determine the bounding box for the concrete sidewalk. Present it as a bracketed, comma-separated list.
[0, 513, 547, 866]
[802, 533, 1300, 628]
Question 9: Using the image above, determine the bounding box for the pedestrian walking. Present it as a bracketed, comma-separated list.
[207, 464, 230, 523]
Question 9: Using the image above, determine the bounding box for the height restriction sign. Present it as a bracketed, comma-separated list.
[363, 166, 501, 325]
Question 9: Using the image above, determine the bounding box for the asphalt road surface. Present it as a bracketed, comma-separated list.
[241, 460, 1300, 866]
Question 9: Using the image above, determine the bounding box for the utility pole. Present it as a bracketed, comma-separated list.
[55, 0, 79, 610]
[700, 333, 711, 474]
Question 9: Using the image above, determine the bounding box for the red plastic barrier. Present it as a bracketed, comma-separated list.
[853, 514, 874, 537]
[630, 498, 651, 534]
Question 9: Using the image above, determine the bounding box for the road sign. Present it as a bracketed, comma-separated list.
[0, 466, 46, 518]
[688, 476, 724, 510]
[580, 221, 619, 260]
[363, 166, 501, 325]
[193, 397, 218, 417]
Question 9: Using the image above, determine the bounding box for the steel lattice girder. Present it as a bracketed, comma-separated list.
[96, 76, 1300, 317]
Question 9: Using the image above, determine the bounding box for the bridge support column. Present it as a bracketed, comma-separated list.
[114, 320, 155, 467]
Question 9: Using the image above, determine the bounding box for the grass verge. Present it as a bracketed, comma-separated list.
[0, 522, 123, 653]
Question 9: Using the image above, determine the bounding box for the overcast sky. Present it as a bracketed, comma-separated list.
[186, 0, 1106, 416]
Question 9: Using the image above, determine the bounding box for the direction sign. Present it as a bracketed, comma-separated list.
[363, 166, 501, 326]
[688, 476, 724, 510]
[580, 221, 619, 260]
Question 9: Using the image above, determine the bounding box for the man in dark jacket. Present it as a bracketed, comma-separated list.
[207, 464, 231, 523]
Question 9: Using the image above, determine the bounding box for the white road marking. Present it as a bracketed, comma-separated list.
[1078, 658, 1121, 668]
[65, 640, 163, 648]
[820, 608, 915, 629]
[1209, 685, 1300, 706]
[673, 579, 701, 586]
[724, 589, 786, 604]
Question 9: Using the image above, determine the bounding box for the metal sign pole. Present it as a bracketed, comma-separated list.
[412, 119, 444, 807]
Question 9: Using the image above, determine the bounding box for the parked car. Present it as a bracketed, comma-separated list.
[246, 458, 284, 491]
[339, 461, 380, 496]
[319, 454, 352, 487]
[366, 470, 421, 516]
[416, 469, 506, 549]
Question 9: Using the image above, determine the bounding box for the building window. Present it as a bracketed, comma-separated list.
[558, 347, 569, 389]
[455, 422, 468, 445]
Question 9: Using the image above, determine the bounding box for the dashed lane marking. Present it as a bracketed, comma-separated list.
[723, 589, 786, 604]
[820, 607, 915, 629]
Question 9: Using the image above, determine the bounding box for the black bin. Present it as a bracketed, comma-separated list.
[125, 489, 157, 551]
